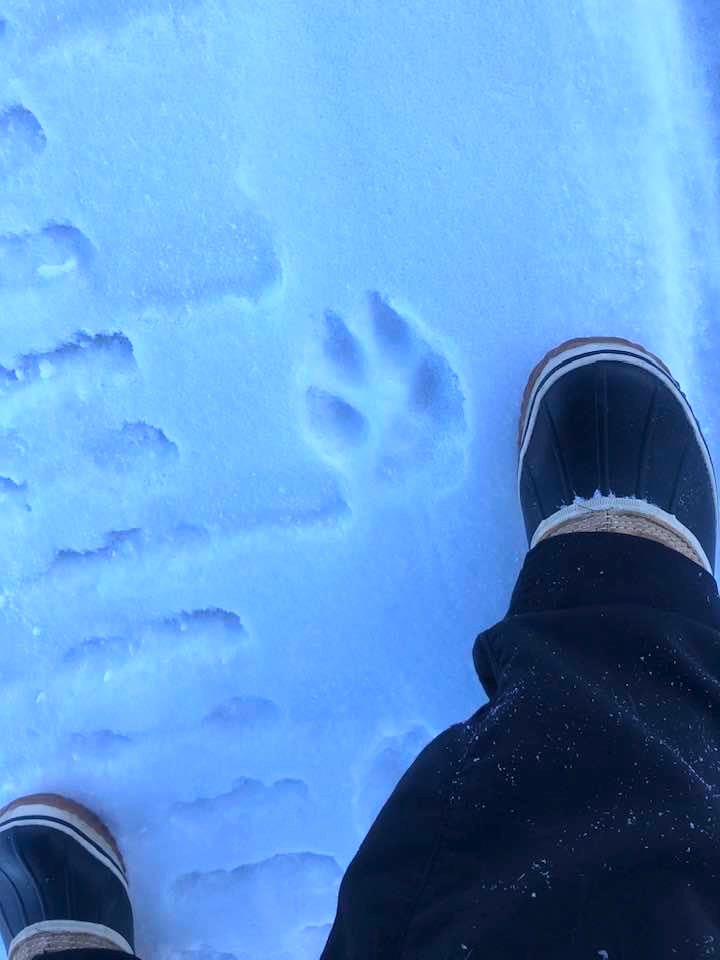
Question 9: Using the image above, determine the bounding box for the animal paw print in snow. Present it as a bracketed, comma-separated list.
[304, 291, 467, 490]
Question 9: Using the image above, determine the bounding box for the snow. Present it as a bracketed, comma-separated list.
[0, 1, 718, 957]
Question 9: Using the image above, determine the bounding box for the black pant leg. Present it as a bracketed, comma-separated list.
[322, 532, 720, 959]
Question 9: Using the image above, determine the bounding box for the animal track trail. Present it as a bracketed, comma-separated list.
[0, 215, 279, 311]
[0, 431, 31, 511]
[0, 223, 94, 290]
[0, 331, 136, 450]
[170, 777, 308, 826]
[0, 475, 26, 496]
[0, 471, 30, 509]
[0, 329, 180, 528]
[168, 777, 312, 870]
[172, 852, 342, 950]
[303, 292, 468, 491]
[202, 695, 281, 732]
[41, 488, 351, 592]
[57, 607, 254, 735]
[85, 420, 179, 473]
[9, 330, 135, 387]
[0, 105, 46, 177]
[62, 607, 251, 675]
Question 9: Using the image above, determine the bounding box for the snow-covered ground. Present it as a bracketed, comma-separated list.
[0, 1, 718, 957]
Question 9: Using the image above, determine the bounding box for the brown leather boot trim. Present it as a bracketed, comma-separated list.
[538, 509, 704, 568]
[10, 929, 129, 960]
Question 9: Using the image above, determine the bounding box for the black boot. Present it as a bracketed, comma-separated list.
[0, 794, 135, 960]
[518, 336, 718, 573]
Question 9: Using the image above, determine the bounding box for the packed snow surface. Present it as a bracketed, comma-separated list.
[0, 1, 719, 957]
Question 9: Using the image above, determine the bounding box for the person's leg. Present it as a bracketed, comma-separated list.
[0, 795, 140, 960]
[322, 337, 720, 958]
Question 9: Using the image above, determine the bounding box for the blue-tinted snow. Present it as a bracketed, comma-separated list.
[0, 1, 719, 957]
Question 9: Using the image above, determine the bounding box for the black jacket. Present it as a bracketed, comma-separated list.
[322, 532, 720, 958]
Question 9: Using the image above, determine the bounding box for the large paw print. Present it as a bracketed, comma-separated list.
[303, 292, 467, 491]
